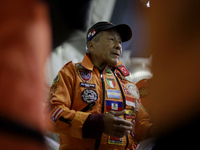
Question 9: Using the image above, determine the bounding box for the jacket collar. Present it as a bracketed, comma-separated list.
[81, 53, 94, 71]
[81, 53, 123, 71]
[115, 60, 122, 67]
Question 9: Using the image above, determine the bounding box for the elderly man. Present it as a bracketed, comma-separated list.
[46, 22, 154, 150]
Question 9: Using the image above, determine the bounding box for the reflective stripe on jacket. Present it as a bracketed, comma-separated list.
[46, 54, 152, 150]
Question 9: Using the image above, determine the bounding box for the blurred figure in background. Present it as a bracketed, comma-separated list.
[0, 0, 91, 149]
[136, 79, 151, 113]
[0, 0, 51, 149]
[148, 0, 200, 149]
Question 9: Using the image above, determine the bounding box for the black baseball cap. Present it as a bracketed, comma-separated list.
[86, 21, 132, 44]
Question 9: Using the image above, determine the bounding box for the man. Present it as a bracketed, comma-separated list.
[46, 22, 154, 150]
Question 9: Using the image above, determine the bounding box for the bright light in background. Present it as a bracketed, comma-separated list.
[146, 1, 150, 7]
[132, 70, 152, 78]
[132, 70, 152, 83]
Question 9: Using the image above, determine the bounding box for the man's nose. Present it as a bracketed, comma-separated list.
[114, 41, 122, 50]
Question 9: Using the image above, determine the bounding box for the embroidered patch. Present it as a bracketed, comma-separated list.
[77, 69, 92, 82]
[126, 109, 135, 119]
[122, 84, 131, 95]
[105, 67, 113, 76]
[134, 99, 140, 113]
[49, 85, 58, 101]
[80, 82, 95, 88]
[106, 78, 116, 88]
[126, 83, 140, 99]
[51, 74, 59, 86]
[75, 63, 83, 68]
[88, 29, 96, 41]
[125, 96, 135, 107]
[81, 89, 98, 104]
[107, 89, 121, 99]
[124, 75, 132, 82]
[117, 65, 130, 77]
[51, 107, 64, 123]
[108, 136, 123, 145]
[106, 100, 123, 111]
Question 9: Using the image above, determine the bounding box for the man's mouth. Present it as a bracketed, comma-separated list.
[111, 53, 120, 57]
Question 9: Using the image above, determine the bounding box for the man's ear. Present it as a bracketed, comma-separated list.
[87, 41, 95, 53]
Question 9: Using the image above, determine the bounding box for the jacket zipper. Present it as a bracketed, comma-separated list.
[113, 70, 129, 150]
[100, 70, 105, 113]
[95, 69, 105, 150]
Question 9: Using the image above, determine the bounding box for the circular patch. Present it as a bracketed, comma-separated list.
[81, 89, 98, 104]
[126, 83, 140, 99]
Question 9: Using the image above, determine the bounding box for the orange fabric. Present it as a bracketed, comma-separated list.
[0, 0, 51, 149]
[136, 79, 150, 113]
[149, 0, 200, 135]
[0, 133, 46, 150]
[134, 103, 152, 143]
[46, 54, 152, 150]
[136, 79, 148, 89]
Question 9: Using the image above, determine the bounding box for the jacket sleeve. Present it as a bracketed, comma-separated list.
[134, 102, 153, 143]
[45, 62, 90, 139]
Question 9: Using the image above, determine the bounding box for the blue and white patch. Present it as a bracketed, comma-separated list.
[81, 89, 98, 104]
[80, 82, 95, 88]
[107, 90, 121, 99]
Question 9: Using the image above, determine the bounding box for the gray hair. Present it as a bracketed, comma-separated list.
[86, 46, 90, 53]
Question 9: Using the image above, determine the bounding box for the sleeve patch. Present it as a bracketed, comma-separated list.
[50, 107, 64, 123]
[51, 74, 59, 86]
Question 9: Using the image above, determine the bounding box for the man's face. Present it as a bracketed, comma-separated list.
[92, 29, 122, 67]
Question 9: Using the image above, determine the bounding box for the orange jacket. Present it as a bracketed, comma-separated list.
[46, 54, 152, 150]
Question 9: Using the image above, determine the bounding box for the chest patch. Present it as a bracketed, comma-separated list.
[77, 69, 92, 82]
[122, 84, 131, 95]
[125, 96, 136, 107]
[107, 89, 121, 99]
[81, 89, 98, 104]
[106, 100, 123, 111]
[126, 83, 140, 99]
[106, 78, 116, 88]
[117, 65, 130, 77]
[105, 67, 113, 76]
[80, 82, 95, 88]
[126, 109, 135, 119]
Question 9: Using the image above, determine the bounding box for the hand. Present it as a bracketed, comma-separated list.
[102, 110, 133, 138]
